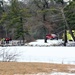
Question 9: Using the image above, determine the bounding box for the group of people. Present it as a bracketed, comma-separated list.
[1, 37, 12, 44]
[45, 34, 58, 43]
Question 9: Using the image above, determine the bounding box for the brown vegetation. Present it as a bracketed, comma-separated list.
[0, 62, 75, 75]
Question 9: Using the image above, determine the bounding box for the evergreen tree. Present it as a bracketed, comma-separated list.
[0, 0, 7, 38]
[7, 0, 30, 43]
[65, 0, 75, 29]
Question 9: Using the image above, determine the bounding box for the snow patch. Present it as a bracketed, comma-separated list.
[27, 39, 64, 46]
[50, 72, 75, 75]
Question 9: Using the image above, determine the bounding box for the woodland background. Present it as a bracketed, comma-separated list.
[0, 0, 75, 43]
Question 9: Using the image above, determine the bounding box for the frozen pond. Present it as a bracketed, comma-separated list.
[0, 46, 75, 64]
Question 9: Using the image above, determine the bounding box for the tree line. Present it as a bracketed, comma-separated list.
[0, 0, 75, 44]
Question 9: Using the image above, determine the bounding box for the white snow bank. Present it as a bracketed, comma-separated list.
[27, 39, 63, 46]
[26, 39, 75, 47]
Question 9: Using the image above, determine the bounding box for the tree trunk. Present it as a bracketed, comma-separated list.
[43, 13, 46, 21]
[20, 17, 25, 44]
[64, 25, 67, 46]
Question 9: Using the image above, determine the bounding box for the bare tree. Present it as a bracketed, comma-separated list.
[0, 48, 20, 62]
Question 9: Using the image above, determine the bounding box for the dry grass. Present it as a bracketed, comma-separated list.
[0, 62, 75, 75]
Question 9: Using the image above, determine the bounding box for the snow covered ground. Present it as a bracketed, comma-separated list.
[0, 39, 75, 64]
[14, 72, 75, 75]
[26, 39, 64, 46]
[4, 47, 75, 64]
[0, 39, 75, 75]
[34, 72, 75, 75]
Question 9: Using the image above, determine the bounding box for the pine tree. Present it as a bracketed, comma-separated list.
[7, 0, 26, 44]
